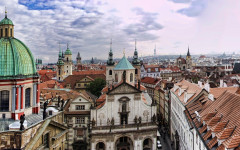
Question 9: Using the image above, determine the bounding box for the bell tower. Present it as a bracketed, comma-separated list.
[64, 44, 73, 76]
[57, 50, 65, 81]
[106, 39, 115, 85]
[132, 40, 141, 80]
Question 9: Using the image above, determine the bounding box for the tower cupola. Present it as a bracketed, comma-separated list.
[0, 9, 14, 38]
[132, 40, 140, 65]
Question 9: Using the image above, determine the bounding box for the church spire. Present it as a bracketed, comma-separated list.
[132, 39, 140, 65]
[107, 39, 115, 66]
[58, 43, 62, 59]
[187, 46, 190, 57]
[135, 39, 137, 51]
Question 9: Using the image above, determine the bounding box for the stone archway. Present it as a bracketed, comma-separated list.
[115, 136, 134, 150]
[96, 142, 105, 150]
[143, 138, 153, 150]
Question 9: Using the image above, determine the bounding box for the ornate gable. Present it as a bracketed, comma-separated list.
[108, 82, 141, 95]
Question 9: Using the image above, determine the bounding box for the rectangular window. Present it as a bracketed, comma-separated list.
[76, 105, 85, 110]
[77, 129, 84, 136]
[43, 133, 49, 148]
[76, 117, 85, 124]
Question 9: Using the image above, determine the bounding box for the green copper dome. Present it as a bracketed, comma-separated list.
[0, 17, 13, 25]
[0, 38, 38, 79]
[65, 48, 72, 55]
[114, 55, 135, 70]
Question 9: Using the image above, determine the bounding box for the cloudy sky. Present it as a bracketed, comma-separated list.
[1, 0, 240, 63]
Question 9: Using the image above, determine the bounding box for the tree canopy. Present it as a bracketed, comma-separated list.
[87, 78, 106, 97]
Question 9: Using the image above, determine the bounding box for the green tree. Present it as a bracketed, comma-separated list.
[87, 78, 106, 97]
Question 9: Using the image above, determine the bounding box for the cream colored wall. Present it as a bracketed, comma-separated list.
[32, 125, 66, 150]
[106, 66, 115, 84]
[64, 54, 73, 76]
[69, 97, 91, 112]
[114, 69, 135, 83]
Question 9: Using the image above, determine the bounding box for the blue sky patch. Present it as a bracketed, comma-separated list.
[18, 0, 55, 10]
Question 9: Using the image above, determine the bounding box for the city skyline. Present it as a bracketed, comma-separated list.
[2, 0, 240, 63]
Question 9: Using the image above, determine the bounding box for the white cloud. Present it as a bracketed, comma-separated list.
[0, 0, 239, 63]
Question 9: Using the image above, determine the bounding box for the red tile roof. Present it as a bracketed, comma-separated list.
[39, 80, 63, 90]
[141, 77, 161, 85]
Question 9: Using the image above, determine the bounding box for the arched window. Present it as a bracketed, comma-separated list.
[135, 68, 138, 74]
[0, 29, 2, 37]
[0, 90, 9, 111]
[115, 74, 118, 82]
[96, 142, 105, 150]
[25, 88, 31, 108]
[59, 77, 61, 80]
[109, 70, 112, 75]
[143, 138, 153, 150]
[5, 28, 8, 37]
[58, 70, 61, 75]
[67, 57, 69, 62]
[130, 73, 133, 82]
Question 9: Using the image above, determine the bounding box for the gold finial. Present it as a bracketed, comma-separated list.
[5, 7, 7, 18]
[123, 49, 125, 56]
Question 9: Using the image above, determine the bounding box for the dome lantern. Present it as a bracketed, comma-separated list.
[0, 8, 14, 38]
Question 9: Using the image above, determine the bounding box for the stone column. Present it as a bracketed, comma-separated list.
[20, 86, 24, 109]
[15, 86, 19, 110]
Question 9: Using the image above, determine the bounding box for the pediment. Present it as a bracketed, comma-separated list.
[108, 82, 141, 95]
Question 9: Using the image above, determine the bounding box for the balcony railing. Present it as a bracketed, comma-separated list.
[92, 121, 157, 131]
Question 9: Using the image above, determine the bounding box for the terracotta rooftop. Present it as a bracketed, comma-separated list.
[209, 87, 239, 99]
[39, 80, 63, 90]
[171, 79, 202, 105]
[141, 77, 161, 85]
[62, 74, 106, 89]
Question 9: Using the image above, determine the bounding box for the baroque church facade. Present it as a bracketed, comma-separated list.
[176, 47, 192, 70]
[90, 41, 158, 150]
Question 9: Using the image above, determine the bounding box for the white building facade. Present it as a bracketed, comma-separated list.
[91, 55, 158, 150]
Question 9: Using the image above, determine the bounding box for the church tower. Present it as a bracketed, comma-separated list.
[76, 52, 81, 65]
[57, 50, 65, 81]
[132, 40, 141, 81]
[64, 44, 73, 76]
[106, 39, 115, 85]
[186, 46, 192, 69]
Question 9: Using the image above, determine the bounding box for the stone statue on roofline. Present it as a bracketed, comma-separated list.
[123, 70, 126, 82]
[61, 99, 64, 111]
[43, 100, 48, 120]
[20, 114, 25, 131]
[57, 95, 61, 107]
